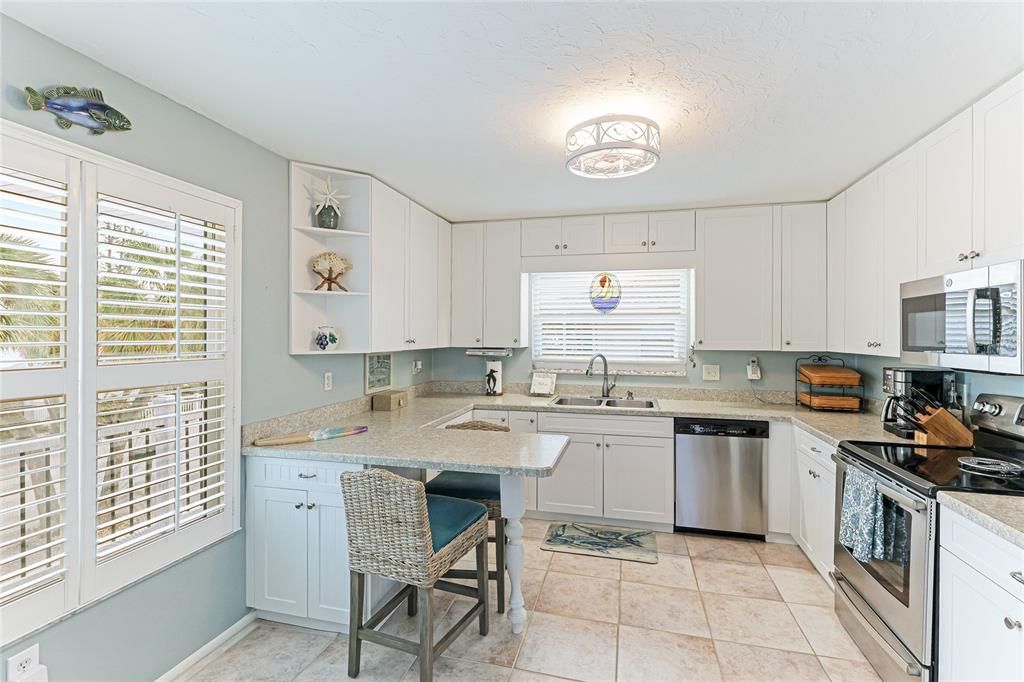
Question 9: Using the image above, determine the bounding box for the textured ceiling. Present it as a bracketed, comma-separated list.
[4, 2, 1022, 221]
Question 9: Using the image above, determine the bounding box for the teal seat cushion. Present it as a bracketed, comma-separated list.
[424, 471, 500, 501]
[426, 494, 487, 553]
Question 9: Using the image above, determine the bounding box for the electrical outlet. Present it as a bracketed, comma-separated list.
[412, 360, 423, 375]
[323, 371, 333, 391]
[7, 643, 42, 682]
[702, 364, 720, 381]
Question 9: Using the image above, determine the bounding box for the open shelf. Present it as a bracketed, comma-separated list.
[293, 226, 369, 238]
[294, 289, 368, 297]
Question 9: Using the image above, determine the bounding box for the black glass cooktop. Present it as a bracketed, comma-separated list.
[840, 435, 1024, 497]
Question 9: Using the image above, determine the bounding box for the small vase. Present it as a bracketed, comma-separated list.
[315, 205, 339, 229]
[314, 325, 339, 351]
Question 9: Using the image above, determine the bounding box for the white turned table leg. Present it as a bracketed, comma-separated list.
[499, 474, 527, 634]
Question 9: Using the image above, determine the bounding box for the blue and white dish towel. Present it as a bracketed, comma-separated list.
[838, 467, 910, 566]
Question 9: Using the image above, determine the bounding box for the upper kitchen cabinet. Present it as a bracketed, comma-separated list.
[844, 170, 884, 354]
[560, 215, 605, 255]
[521, 217, 565, 257]
[695, 205, 775, 350]
[604, 212, 650, 253]
[436, 218, 452, 347]
[972, 72, 1024, 267]
[780, 203, 827, 351]
[406, 201, 439, 349]
[370, 180, 410, 351]
[649, 210, 696, 252]
[917, 108, 974, 277]
[879, 146, 920, 356]
[451, 221, 528, 348]
[826, 193, 846, 353]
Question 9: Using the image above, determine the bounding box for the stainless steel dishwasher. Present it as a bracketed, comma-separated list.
[674, 417, 769, 538]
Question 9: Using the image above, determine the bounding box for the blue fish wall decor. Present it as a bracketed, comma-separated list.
[25, 86, 132, 134]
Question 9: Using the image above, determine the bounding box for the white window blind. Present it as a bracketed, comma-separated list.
[531, 269, 691, 374]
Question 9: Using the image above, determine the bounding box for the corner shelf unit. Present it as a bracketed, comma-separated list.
[289, 162, 372, 354]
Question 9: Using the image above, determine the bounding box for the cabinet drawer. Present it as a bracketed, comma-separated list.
[940, 506, 1024, 602]
[508, 411, 538, 432]
[538, 412, 672, 438]
[473, 409, 509, 425]
[794, 427, 836, 473]
[246, 456, 361, 493]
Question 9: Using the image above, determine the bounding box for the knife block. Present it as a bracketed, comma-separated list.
[913, 407, 974, 448]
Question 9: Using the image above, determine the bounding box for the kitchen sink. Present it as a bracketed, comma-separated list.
[548, 396, 659, 409]
[550, 397, 605, 407]
[603, 399, 657, 409]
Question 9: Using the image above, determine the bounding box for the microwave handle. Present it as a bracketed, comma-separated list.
[975, 287, 1002, 350]
[965, 288, 977, 353]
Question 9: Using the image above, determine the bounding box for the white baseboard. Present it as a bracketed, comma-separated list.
[156, 611, 258, 682]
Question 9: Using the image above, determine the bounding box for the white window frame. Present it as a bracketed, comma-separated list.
[0, 121, 242, 644]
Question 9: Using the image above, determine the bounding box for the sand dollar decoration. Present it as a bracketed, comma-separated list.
[310, 251, 352, 292]
[590, 272, 621, 313]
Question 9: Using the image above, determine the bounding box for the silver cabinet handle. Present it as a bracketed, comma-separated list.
[785, 340, 791, 345]
[595, 442, 601, 448]
[307, 503, 316, 510]
[605, 443, 611, 448]
[958, 252, 967, 261]
[810, 446, 821, 453]
[294, 503, 303, 509]
[475, 338, 481, 343]
[641, 241, 647, 246]
[650, 241, 656, 246]
[1004, 617, 1022, 630]
[562, 243, 568, 249]
[969, 250, 980, 259]
[529, 418, 534, 423]
[513, 337, 518, 343]
[298, 473, 317, 479]
[697, 340, 703, 345]
[554, 243, 560, 250]
[1011, 571, 1024, 586]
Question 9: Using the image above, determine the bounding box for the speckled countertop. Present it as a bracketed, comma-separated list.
[937, 491, 1024, 550]
[242, 393, 906, 476]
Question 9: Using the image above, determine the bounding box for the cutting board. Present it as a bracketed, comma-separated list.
[798, 364, 862, 387]
[798, 391, 861, 411]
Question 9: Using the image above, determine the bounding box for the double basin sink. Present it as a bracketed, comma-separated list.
[548, 396, 659, 409]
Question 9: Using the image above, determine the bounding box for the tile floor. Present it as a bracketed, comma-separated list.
[181, 519, 880, 682]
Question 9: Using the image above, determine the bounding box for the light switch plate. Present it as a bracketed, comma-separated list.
[323, 372, 333, 391]
[702, 364, 721, 381]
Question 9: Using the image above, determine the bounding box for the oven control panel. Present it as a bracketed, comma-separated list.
[972, 394, 1024, 439]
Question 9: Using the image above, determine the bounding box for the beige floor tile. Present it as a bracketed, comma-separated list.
[655, 531, 689, 555]
[524, 540, 553, 570]
[766, 565, 834, 607]
[685, 535, 762, 564]
[379, 591, 458, 641]
[617, 624, 722, 682]
[620, 553, 697, 590]
[442, 597, 528, 668]
[514, 612, 617, 682]
[548, 551, 621, 579]
[619, 581, 711, 638]
[702, 592, 812, 653]
[714, 640, 828, 681]
[509, 671, 571, 682]
[452, 566, 546, 612]
[295, 636, 414, 682]
[789, 604, 867, 661]
[520, 518, 552, 540]
[401, 656, 513, 681]
[535, 571, 619, 623]
[194, 621, 336, 681]
[753, 542, 815, 569]
[818, 657, 882, 681]
[693, 558, 782, 600]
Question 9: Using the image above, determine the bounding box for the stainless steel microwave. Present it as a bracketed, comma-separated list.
[900, 259, 1022, 375]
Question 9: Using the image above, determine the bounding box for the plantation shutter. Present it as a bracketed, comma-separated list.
[0, 136, 78, 643]
[530, 269, 691, 374]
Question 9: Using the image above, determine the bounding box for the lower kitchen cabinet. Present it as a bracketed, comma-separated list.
[250, 485, 309, 618]
[538, 433, 604, 517]
[306, 490, 350, 622]
[602, 435, 674, 524]
[793, 429, 837, 580]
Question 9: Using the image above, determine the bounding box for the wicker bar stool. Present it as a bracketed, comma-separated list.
[340, 468, 489, 682]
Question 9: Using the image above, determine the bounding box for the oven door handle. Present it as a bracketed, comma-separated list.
[834, 451, 928, 513]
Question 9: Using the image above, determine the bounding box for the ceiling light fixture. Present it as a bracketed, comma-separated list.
[565, 114, 661, 179]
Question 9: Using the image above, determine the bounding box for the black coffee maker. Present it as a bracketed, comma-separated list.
[881, 367, 956, 438]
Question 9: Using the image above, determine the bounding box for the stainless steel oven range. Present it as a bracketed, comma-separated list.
[832, 393, 1024, 681]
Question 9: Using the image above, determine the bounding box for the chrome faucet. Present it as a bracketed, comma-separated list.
[585, 353, 617, 398]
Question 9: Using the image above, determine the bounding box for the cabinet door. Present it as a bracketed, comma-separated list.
[918, 108, 973, 277]
[251, 486, 308, 618]
[537, 433, 604, 517]
[560, 215, 604, 255]
[780, 203, 827, 351]
[436, 218, 452, 347]
[370, 180, 409, 351]
[450, 223, 484, 347]
[814, 468, 836, 579]
[939, 548, 1024, 681]
[973, 72, 1024, 267]
[307, 490, 349, 623]
[473, 409, 509, 426]
[843, 172, 883, 354]
[522, 218, 562, 257]
[407, 203, 438, 349]
[603, 213, 650, 253]
[602, 435, 674, 524]
[879, 148, 920, 357]
[483, 221, 524, 347]
[793, 451, 817, 563]
[695, 206, 775, 350]
[649, 210, 696, 252]
[826, 194, 846, 352]
[508, 413, 538, 511]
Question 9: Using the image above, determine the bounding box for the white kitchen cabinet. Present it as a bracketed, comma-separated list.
[472, 409, 509, 426]
[973, 72, 1024, 268]
[307, 490, 349, 622]
[483, 221, 527, 347]
[560, 215, 605, 255]
[649, 210, 696, 252]
[794, 451, 816, 563]
[508, 412, 539, 511]
[407, 202, 439, 349]
[826, 193, 846, 353]
[370, 180, 409, 351]
[780, 203, 827, 351]
[602, 435, 674, 524]
[537, 433, 604, 517]
[436, 218, 452, 347]
[521, 217, 562, 257]
[604, 212, 650, 253]
[939, 548, 1024, 681]
[450, 223, 484, 347]
[917, 108, 974, 278]
[879, 147, 920, 356]
[793, 429, 837, 581]
[250, 485, 309, 618]
[767, 423, 793, 536]
[695, 205, 775, 350]
[843, 171, 884, 355]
